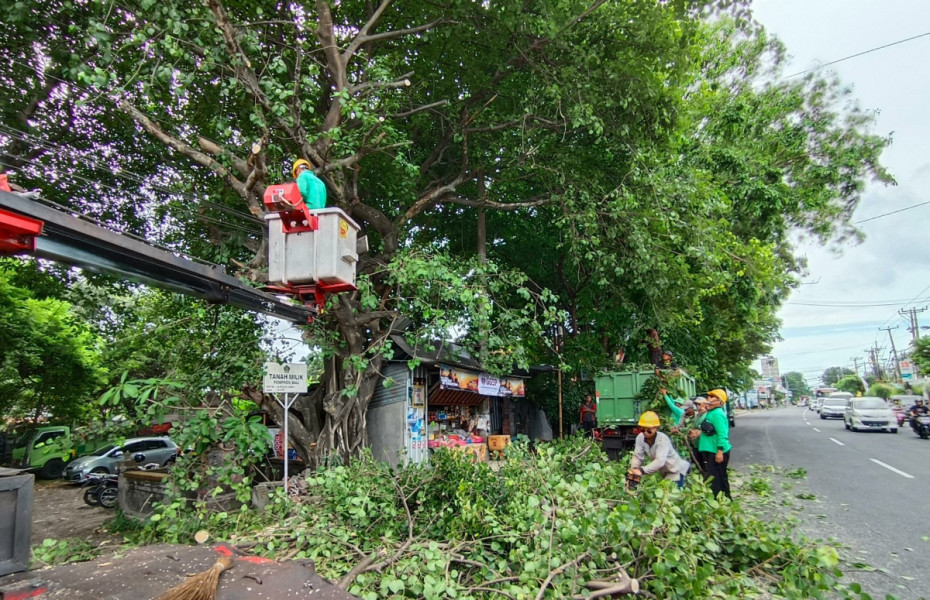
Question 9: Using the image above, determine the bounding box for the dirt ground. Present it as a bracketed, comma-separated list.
[30, 479, 123, 550]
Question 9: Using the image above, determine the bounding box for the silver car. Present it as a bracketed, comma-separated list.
[63, 437, 179, 482]
[819, 397, 848, 419]
[844, 397, 897, 433]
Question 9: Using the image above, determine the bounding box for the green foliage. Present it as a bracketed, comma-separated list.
[31, 538, 100, 567]
[822, 367, 855, 386]
[0, 262, 106, 422]
[867, 383, 895, 400]
[128, 437, 868, 599]
[911, 337, 930, 375]
[783, 372, 812, 398]
[835, 375, 865, 395]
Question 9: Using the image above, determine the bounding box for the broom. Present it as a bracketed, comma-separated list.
[156, 555, 234, 600]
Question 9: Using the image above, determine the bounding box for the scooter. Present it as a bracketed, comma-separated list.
[913, 414, 930, 440]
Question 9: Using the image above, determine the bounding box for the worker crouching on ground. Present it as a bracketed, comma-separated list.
[292, 159, 327, 209]
[693, 389, 732, 500]
[628, 411, 691, 489]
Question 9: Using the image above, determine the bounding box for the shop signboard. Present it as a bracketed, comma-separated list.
[440, 364, 525, 397]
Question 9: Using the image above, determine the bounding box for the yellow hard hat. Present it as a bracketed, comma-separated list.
[638, 411, 660, 428]
[292, 158, 313, 178]
[707, 389, 728, 403]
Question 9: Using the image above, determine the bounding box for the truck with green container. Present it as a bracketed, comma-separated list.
[594, 369, 697, 460]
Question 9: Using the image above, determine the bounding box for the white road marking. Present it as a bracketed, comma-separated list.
[869, 458, 915, 479]
[813, 427, 821, 432]
[829, 437, 844, 446]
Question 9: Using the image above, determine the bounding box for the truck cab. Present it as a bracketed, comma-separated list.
[7, 426, 74, 479]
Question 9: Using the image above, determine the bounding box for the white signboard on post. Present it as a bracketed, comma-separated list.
[263, 362, 308, 394]
[263, 362, 308, 496]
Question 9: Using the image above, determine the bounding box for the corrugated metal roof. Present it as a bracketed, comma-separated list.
[428, 387, 485, 406]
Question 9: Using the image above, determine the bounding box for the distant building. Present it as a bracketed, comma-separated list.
[761, 356, 780, 381]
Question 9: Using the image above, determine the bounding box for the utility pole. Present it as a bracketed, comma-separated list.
[900, 306, 927, 342]
[850, 357, 862, 378]
[880, 326, 903, 382]
[867, 345, 883, 381]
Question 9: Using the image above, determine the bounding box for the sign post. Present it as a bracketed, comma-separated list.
[263, 362, 308, 495]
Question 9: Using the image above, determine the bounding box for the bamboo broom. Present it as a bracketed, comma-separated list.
[156, 555, 234, 600]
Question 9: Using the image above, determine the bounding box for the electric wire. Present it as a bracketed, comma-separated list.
[785, 30, 930, 79]
[0, 158, 258, 261]
[855, 200, 930, 225]
[0, 123, 264, 227]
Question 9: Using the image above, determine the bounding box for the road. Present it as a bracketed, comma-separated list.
[730, 405, 930, 600]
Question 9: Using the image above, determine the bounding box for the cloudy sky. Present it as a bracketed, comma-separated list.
[751, 0, 930, 386]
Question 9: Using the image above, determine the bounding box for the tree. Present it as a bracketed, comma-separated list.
[835, 375, 864, 395]
[0, 1, 890, 461]
[782, 372, 810, 399]
[0, 265, 105, 423]
[822, 367, 855, 386]
[911, 337, 930, 376]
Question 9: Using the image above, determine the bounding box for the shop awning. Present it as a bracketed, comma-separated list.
[428, 388, 485, 406]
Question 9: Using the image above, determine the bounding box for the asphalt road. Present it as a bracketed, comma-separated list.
[730, 405, 930, 600]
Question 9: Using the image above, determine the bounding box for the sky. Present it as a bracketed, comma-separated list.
[750, 0, 930, 386]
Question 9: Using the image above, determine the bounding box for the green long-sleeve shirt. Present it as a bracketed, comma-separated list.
[663, 394, 685, 427]
[696, 407, 731, 453]
[297, 170, 327, 209]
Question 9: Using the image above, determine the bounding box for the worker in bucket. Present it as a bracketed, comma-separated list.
[292, 159, 327, 209]
[628, 411, 690, 489]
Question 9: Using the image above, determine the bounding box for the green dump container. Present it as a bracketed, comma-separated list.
[594, 370, 697, 427]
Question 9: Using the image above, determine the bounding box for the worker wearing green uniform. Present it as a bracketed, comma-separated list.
[694, 389, 731, 499]
[292, 159, 327, 210]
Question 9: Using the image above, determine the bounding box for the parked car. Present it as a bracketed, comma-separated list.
[844, 397, 897, 433]
[62, 437, 179, 483]
[819, 397, 848, 419]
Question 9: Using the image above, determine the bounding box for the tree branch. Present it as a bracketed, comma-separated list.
[343, 0, 394, 59]
[391, 100, 449, 119]
[198, 137, 250, 177]
[402, 173, 469, 224]
[349, 71, 414, 95]
[119, 100, 256, 206]
[349, 19, 445, 52]
[443, 195, 552, 210]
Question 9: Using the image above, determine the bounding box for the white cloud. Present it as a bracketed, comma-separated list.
[753, 0, 930, 381]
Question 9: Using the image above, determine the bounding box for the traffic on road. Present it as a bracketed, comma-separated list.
[731, 404, 930, 600]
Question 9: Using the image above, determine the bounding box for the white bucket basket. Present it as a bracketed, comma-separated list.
[266, 208, 360, 287]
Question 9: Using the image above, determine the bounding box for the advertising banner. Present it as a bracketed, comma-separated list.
[440, 364, 525, 397]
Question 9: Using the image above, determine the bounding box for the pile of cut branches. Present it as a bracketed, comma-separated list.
[164, 437, 860, 599]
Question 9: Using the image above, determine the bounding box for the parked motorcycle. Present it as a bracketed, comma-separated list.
[913, 414, 930, 439]
[80, 454, 161, 509]
[81, 473, 118, 507]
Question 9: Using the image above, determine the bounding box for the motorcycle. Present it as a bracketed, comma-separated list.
[81, 473, 119, 508]
[80, 454, 161, 509]
[913, 414, 930, 439]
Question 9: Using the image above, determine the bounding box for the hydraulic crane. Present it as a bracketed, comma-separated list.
[0, 178, 362, 324]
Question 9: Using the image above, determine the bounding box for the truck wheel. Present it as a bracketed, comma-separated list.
[39, 458, 65, 480]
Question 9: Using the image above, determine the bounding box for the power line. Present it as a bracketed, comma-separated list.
[0, 124, 263, 227]
[855, 200, 930, 224]
[785, 31, 930, 78]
